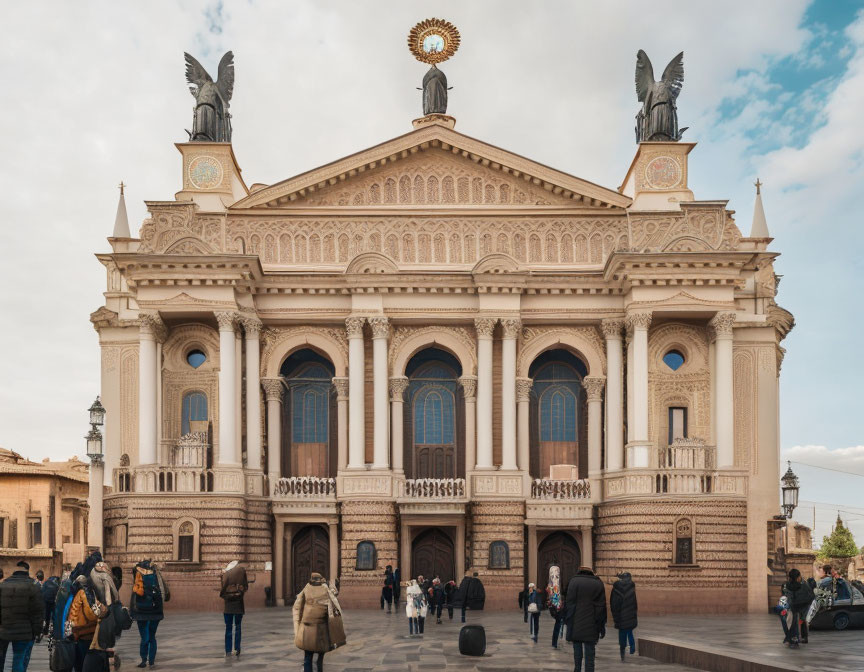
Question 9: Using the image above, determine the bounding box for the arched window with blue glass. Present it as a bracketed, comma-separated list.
[406, 348, 464, 479]
[529, 350, 588, 480]
[181, 391, 208, 436]
[281, 349, 336, 479]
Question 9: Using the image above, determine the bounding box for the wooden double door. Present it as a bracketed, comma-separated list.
[412, 528, 455, 584]
[292, 525, 330, 597]
[537, 531, 581, 590]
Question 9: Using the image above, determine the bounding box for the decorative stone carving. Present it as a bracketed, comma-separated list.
[515, 377, 533, 402]
[240, 316, 263, 337]
[709, 312, 735, 339]
[500, 318, 522, 339]
[517, 326, 606, 376]
[345, 316, 366, 338]
[389, 376, 409, 401]
[458, 375, 477, 400]
[332, 377, 349, 401]
[601, 318, 625, 339]
[214, 311, 237, 331]
[388, 325, 477, 373]
[474, 317, 497, 338]
[139, 312, 168, 342]
[625, 312, 652, 331]
[583, 376, 606, 402]
[261, 378, 284, 402]
[368, 316, 390, 339]
[259, 326, 348, 377]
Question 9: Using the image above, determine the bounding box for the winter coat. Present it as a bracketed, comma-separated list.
[429, 584, 444, 608]
[610, 573, 638, 630]
[220, 564, 249, 615]
[405, 584, 426, 618]
[0, 571, 43, 641]
[454, 577, 486, 610]
[293, 578, 340, 654]
[130, 564, 165, 621]
[783, 580, 814, 612]
[90, 566, 119, 607]
[68, 586, 102, 640]
[526, 588, 545, 612]
[564, 570, 607, 643]
[42, 576, 61, 604]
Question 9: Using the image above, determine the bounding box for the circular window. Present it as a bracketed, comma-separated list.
[186, 349, 207, 369]
[663, 350, 685, 371]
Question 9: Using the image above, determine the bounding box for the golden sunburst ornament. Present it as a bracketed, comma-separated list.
[408, 18, 460, 65]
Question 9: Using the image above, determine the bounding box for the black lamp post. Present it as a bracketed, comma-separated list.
[781, 461, 800, 520]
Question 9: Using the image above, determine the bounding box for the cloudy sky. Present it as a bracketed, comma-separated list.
[1, 1, 862, 545]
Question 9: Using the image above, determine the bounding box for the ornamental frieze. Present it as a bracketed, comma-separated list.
[628, 205, 741, 253]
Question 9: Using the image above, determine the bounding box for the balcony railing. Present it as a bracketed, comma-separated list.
[531, 479, 591, 500]
[398, 478, 466, 499]
[658, 438, 716, 470]
[113, 467, 215, 493]
[272, 476, 336, 498]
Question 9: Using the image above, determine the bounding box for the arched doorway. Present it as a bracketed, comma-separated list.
[537, 531, 581, 590]
[405, 348, 464, 479]
[412, 528, 455, 583]
[292, 525, 330, 597]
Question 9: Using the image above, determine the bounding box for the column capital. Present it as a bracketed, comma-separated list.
[389, 376, 409, 401]
[625, 312, 652, 332]
[215, 311, 238, 332]
[240, 316, 263, 337]
[332, 376, 349, 401]
[516, 377, 533, 402]
[368, 316, 390, 339]
[458, 375, 477, 400]
[583, 376, 606, 402]
[709, 311, 736, 339]
[500, 318, 522, 339]
[345, 316, 366, 338]
[601, 318, 625, 339]
[139, 312, 168, 342]
[261, 378, 284, 402]
[474, 317, 497, 338]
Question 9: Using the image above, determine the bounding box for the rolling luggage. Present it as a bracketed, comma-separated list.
[458, 624, 486, 656]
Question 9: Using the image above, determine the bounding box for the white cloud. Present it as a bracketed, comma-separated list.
[783, 445, 864, 475]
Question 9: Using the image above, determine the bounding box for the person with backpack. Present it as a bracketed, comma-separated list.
[781, 568, 814, 648]
[220, 560, 248, 658]
[610, 572, 638, 661]
[0, 560, 43, 672]
[292, 572, 344, 672]
[130, 560, 168, 668]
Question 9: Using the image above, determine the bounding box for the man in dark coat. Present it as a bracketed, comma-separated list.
[0, 560, 43, 672]
[381, 566, 394, 614]
[454, 573, 485, 623]
[610, 572, 638, 660]
[40, 575, 61, 638]
[564, 567, 607, 672]
[430, 578, 445, 624]
[220, 561, 248, 657]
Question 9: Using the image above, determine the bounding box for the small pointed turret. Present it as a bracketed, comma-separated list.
[112, 181, 130, 238]
[750, 178, 770, 238]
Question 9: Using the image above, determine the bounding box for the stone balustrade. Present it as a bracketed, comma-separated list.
[658, 438, 716, 470]
[113, 467, 215, 493]
[605, 467, 748, 500]
[272, 476, 337, 499]
[173, 432, 209, 467]
[398, 478, 466, 499]
[531, 478, 591, 500]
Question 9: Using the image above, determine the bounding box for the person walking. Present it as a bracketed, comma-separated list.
[525, 583, 544, 643]
[443, 580, 456, 621]
[293, 572, 343, 672]
[392, 567, 401, 607]
[610, 572, 638, 660]
[405, 580, 423, 636]
[0, 560, 43, 672]
[430, 578, 445, 624]
[454, 572, 485, 623]
[782, 568, 814, 648]
[68, 575, 102, 672]
[130, 560, 168, 668]
[381, 566, 394, 614]
[220, 560, 248, 658]
[564, 567, 607, 672]
[84, 561, 124, 672]
[39, 575, 60, 639]
[547, 565, 566, 649]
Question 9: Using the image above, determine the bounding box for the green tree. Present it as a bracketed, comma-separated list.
[817, 515, 859, 560]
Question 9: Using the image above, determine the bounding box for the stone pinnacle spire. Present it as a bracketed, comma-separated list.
[750, 178, 770, 238]
[112, 181, 130, 238]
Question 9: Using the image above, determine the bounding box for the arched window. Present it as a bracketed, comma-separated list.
[181, 391, 208, 436]
[673, 517, 695, 565]
[488, 541, 510, 569]
[355, 541, 377, 570]
[172, 517, 200, 563]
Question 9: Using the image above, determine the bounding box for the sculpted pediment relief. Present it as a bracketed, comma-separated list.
[629, 204, 742, 253]
[345, 251, 399, 274]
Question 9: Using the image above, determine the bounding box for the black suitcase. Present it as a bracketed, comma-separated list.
[459, 624, 486, 656]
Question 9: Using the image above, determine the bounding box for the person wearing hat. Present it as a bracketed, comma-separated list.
[564, 566, 607, 672]
[610, 572, 638, 661]
[525, 582, 545, 643]
[0, 560, 43, 672]
[220, 560, 248, 657]
[293, 572, 343, 672]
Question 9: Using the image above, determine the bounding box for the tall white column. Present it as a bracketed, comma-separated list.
[500, 318, 520, 470]
[216, 312, 239, 466]
[137, 314, 161, 465]
[459, 376, 477, 477]
[580, 525, 593, 567]
[243, 318, 263, 473]
[262, 379, 284, 487]
[87, 457, 104, 551]
[626, 312, 652, 467]
[474, 318, 497, 469]
[711, 312, 736, 468]
[601, 319, 625, 471]
[516, 378, 533, 473]
[332, 378, 349, 472]
[389, 377, 409, 474]
[369, 317, 390, 469]
[584, 376, 605, 502]
[346, 317, 366, 469]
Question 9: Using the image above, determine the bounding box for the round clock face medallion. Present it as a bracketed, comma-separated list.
[645, 156, 682, 189]
[188, 156, 223, 190]
[408, 18, 461, 65]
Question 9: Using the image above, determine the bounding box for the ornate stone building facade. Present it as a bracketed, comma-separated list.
[91, 113, 792, 613]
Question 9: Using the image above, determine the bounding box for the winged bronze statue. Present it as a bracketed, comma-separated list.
[634, 50, 687, 143]
[184, 51, 234, 142]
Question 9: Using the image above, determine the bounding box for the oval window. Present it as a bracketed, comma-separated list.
[187, 349, 207, 368]
[663, 350, 685, 371]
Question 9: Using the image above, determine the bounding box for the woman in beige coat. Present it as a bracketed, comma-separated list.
[293, 572, 342, 672]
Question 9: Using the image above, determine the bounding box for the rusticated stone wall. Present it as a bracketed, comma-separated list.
[469, 501, 525, 609]
[338, 500, 398, 608]
[594, 499, 748, 614]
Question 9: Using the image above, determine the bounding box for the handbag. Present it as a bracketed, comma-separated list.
[325, 586, 346, 650]
[49, 639, 76, 672]
[527, 602, 539, 614]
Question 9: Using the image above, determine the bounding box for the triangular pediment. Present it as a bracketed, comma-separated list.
[231, 122, 630, 210]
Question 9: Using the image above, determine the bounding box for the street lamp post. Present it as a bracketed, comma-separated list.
[86, 396, 105, 552]
[781, 461, 800, 520]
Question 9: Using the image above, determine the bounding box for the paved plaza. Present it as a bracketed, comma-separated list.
[23, 608, 864, 671]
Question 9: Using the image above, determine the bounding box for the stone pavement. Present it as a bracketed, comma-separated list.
[24, 608, 862, 671]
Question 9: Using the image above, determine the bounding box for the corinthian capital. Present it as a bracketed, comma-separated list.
[139, 312, 167, 342]
[601, 318, 625, 340]
[474, 317, 497, 338]
[332, 377, 349, 401]
[214, 311, 237, 332]
[625, 312, 652, 332]
[261, 378, 284, 402]
[458, 375, 477, 400]
[389, 376, 409, 401]
[710, 311, 736, 338]
[240, 316, 263, 337]
[500, 318, 522, 339]
[368, 316, 390, 339]
[583, 376, 606, 402]
[345, 316, 366, 338]
[516, 377, 533, 402]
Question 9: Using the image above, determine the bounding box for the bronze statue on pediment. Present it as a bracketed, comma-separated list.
[184, 51, 234, 142]
[634, 50, 687, 142]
